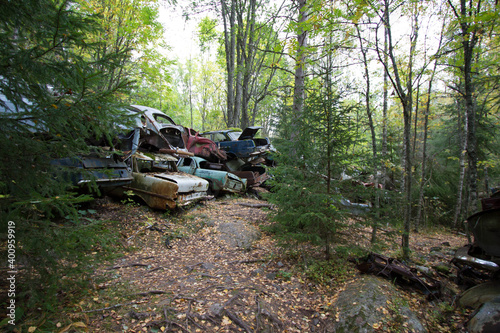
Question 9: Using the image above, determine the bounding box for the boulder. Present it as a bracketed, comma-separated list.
[333, 275, 426, 333]
[217, 221, 260, 250]
[459, 281, 500, 309]
[468, 301, 500, 333]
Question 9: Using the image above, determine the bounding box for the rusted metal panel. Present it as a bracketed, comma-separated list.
[176, 191, 213, 206]
[453, 245, 500, 272]
[467, 208, 500, 257]
[356, 253, 441, 298]
[177, 157, 247, 194]
[232, 170, 270, 187]
[155, 172, 209, 193]
[126, 172, 178, 210]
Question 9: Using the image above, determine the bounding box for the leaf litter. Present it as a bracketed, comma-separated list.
[64, 195, 471, 332]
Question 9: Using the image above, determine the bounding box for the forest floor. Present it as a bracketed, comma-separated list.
[49, 194, 472, 332]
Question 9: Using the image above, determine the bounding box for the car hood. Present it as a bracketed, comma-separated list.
[238, 126, 262, 140]
[155, 172, 209, 193]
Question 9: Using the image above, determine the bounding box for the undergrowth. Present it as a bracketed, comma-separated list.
[0, 208, 124, 331]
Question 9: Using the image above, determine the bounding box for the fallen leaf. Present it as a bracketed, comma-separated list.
[222, 316, 231, 326]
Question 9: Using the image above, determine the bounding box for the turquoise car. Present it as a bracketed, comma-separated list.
[177, 156, 247, 196]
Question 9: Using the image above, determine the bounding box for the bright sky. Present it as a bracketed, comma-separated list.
[158, 3, 200, 61]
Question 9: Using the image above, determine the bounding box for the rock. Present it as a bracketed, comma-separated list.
[266, 272, 277, 280]
[459, 281, 500, 309]
[415, 265, 432, 275]
[205, 219, 216, 227]
[441, 242, 451, 247]
[277, 261, 284, 268]
[429, 246, 442, 253]
[251, 268, 264, 276]
[217, 221, 261, 250]
[209, 303, 224, 316]
[333, 276, 426, 333]
[201, 262, 215, 270]
[433, 263, 452, 275]
[468, 301, 500, 333]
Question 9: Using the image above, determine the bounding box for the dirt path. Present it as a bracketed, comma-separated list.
[70, 196, 470, 332]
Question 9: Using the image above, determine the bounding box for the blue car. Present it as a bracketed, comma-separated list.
[201, 127, 274, 162]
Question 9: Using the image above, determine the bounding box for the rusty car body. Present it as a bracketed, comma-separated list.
[0, 93, 135, 192]
[111, 153, 211, 210]
[201, 127, 274, 163]
[107, 107, 213, 210]
[452, 192, 500, 284]
[182, 127, 227, 162]
[51, 154, 133, 190]
[127, 105, 191, 156]
[177, 156, 246, 195]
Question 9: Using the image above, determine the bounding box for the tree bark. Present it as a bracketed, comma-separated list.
[447, 0, 480, 214]
[221, 0, 237, 127]
[291, 0, 308, 144]
[378, 0, 419, 259]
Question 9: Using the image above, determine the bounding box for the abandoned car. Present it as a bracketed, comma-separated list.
[110, 153, 211, 210]
[182, 127, 227, 162]
[201, 127, 274, 163]
[51, 154, 133, 191]
[106, 108, 213, 210]
[127, 105, 191, 156]
[452, 192, 500, 285]
[177, 156, 246, 195]
[1, 93, 135, 192]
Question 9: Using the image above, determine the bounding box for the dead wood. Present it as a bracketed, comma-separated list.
[107, 263, 148, 270]
[145, 320, 190, 333]
[255, 295, 283, 329]
[127, 223, 153, 241]
[146, 266, 164, 273]
[128, 310, 150, 320]
[236, 203, 275, 210]
[138, 256, 155, 260]
[224, 293, 241, 307]
[228, 259, 266, 264]
[225, 309, 252, 333]
[135, 290, 167, 296]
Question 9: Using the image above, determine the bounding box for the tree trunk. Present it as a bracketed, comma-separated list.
[355, 23, 378, 244]
[379, 0, 418, 259]
[221, 0, 237, 127]
[291, 0, 308, 143]
[454, 100, 467, 228]
[415, 20, 444, 232]
[447, 0, 480, 214]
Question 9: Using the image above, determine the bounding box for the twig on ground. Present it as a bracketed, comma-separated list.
[228, 259, 266, 264]
[147, 266, 164, 273]
[225, 309, 252, 333]
[135, 290, 167, 296]
[107, 263, 148, 270]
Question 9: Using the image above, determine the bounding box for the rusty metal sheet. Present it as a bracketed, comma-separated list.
[126, 172, 178, 210]
[356, 253, 441, 298]
[467, 208, 500, 257]
[453, 245, 500, 272]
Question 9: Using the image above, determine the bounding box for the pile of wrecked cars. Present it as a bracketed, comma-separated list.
[86, 105, 273, 210]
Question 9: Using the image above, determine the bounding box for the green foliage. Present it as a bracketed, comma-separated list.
[0, 0, 133, 315]
[301, 246, 365, 286]
[276, 270, 293, 281]
[197, 17, 219, 52]
[21, 214, 121, 312]
[265, 84, 364, 258]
